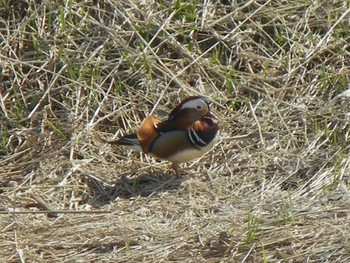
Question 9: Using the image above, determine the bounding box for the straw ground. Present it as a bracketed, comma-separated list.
[1, 0, 350, 262]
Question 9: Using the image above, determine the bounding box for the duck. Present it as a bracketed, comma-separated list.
[108, 96, 219, 176]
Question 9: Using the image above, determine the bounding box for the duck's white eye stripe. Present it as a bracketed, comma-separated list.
[181, 99, 207, 110]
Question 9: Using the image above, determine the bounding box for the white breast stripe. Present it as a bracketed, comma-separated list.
[188, 131, 199, 148]
[188, 129, 207, 148]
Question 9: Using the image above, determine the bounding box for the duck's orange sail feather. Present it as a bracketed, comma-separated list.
[137, 115, 160, 153]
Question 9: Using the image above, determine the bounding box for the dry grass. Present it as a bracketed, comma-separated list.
[1, 0, 350, 262]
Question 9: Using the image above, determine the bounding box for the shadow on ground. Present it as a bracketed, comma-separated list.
[84, 173, 183, 205]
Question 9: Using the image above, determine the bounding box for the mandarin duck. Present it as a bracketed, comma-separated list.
[108, 96, 219, 176]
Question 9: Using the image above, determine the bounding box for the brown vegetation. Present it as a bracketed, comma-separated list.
[1, 0, 350, 262]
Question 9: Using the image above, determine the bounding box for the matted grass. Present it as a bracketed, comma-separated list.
[1, 0, 350, 262]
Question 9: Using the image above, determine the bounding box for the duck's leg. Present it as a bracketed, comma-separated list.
[171, 162, 181, 177]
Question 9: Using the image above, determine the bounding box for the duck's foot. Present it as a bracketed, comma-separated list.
[171, 162, 184, 177]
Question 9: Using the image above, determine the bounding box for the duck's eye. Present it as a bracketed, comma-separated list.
[196, 105, 202, 110]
